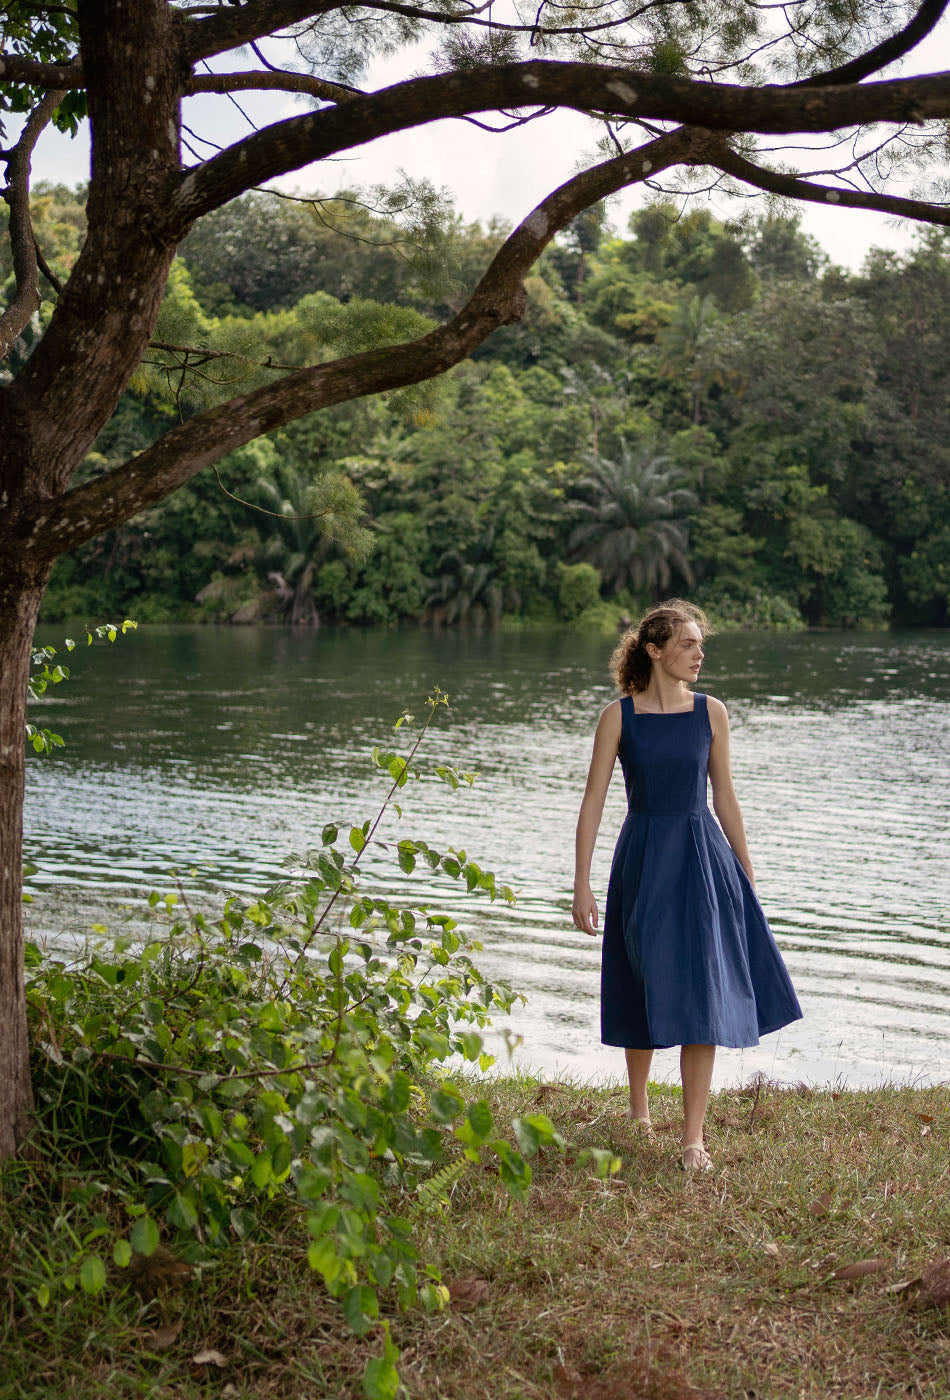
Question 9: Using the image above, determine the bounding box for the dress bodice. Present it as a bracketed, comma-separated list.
[618, 692, 711, 816]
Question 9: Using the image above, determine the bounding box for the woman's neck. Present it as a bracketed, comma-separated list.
[634, 676, 691, 713]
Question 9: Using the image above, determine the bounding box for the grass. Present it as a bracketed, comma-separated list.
[3, 1076, 949, 1400]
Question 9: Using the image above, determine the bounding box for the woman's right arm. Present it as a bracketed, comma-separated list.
[572, 700, 622, 936]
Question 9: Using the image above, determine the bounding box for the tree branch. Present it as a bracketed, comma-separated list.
[0, 89, 66, 362]
[179, 0, 343, 63]
[28, 126, 710, 560]
[704, 135, 950, 226]
[795, 0, 950, 88]
[166, 61, 950, 231]
[184, 69, 360, 104]
[0, 53, 80, 86]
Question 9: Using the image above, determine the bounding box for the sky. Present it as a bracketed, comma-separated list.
[26, 14, 950, 271]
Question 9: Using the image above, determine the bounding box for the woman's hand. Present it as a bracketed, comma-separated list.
[572, 883, 599, 936]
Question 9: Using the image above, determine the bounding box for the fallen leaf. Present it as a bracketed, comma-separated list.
[918, 1257, 950, 1309]
[831, 1259, 887, 1281]
[762, 1242, 780, 1257]
[191, 1348, 228, 1368]
[534, 1082, 567, 1103]
[920, 1125, 931, 1137]
[129, 1243, 193, 1299]
[447, 1276, 491, 1309]
[916, 1113, 935, 1124]
[808, 1191, 833, 1217]
[143, 1320, 182, 1351]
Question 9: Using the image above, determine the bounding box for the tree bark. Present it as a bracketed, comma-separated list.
[0, 569, 49, 1158]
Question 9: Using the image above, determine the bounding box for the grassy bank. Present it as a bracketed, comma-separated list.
[4, 1075, 948, 1400]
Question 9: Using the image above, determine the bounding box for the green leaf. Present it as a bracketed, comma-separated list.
[251, 1152, 272, 1189]
[349, 826, 367, 853]
[362, 1324, 400, 1400]
[343, 1283, 380, 1337]
[466, 1099, 493, 1141]
[513, 1113, 562, 1157]
[308, 1235, 343, 1286]
[322, 823, 339, 845]
[492, 1142, 532, 1200]
[79, 1254, 107, 1296]
[130, 1215, 160, 1257]
[167, 1192, 199, 1230]
[429, 1085, 464, 1124]
[35, 1284, 51, 1308]
[113, 1239, 133, 1268]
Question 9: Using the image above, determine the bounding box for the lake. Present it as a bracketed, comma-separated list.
[23, 623, 950, 1091]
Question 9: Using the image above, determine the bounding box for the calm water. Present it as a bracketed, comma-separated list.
[23, 624, 950, 1090]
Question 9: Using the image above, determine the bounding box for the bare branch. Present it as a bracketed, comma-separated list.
[705, 134, 950, 226]
[796, 0, 950, 88]
[33, 237, 65, 295]
[0, 89, 66, 362]
[166, 61, 950, 232]
[30, 125, 711, 559]
[184, 69, 361, 104]
[180, 0, 343, 64]
[179, 0, 692, 63]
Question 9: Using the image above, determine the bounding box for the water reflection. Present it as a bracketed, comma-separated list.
[24, 624, 950, 1090]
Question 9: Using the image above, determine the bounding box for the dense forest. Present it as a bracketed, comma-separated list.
[10, 184, 949, 630]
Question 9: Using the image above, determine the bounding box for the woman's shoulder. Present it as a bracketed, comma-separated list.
[702, 693, 729, 726]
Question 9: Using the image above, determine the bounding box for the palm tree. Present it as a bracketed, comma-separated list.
[568, 440, 696, 596]
[422, 525, 510, 625]
[256, 464, 370, 625]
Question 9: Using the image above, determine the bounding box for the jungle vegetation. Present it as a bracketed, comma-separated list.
[25, 186, 949, 634]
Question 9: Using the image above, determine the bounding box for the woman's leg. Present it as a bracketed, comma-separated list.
[625, 1047, 654, 1120]
[680, 1043, 716, 1161]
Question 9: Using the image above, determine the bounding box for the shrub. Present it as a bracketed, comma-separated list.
[19, 692, 613, 1395]
[557, 561, 602, 620]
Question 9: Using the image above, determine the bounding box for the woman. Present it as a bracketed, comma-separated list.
[572, 600, 802, 1171]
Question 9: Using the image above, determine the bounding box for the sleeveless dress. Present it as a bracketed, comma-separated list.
[601, 693, 802, 1049]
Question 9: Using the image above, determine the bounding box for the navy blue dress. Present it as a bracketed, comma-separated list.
[601, 693, 802, 1049]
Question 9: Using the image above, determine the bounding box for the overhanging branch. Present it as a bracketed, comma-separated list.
[0, 53, 80, 86]
[30, 126, 708, 560]
[796, 0, 950, 88]
[184, 69, 360, 104]
[166, 60, 950, 231]
[705, 136, 950, 226]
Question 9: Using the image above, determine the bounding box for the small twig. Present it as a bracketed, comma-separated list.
[289, 696, 446, 972]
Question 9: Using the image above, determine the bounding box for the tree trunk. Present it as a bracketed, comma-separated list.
[0, 570, 48, 1157]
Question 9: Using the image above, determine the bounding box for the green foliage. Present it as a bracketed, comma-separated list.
[569, 440, 696, 595]
[0, 10, 82, 136]
[26, 622, 137, 755]
[557, 561, 602, 621]
[35, 181, 950, 630]
[18, 693, 546, 1392]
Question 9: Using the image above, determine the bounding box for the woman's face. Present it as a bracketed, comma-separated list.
[649, 621, 704, 685]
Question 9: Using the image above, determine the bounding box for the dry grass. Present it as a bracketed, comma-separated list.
[3, 1077, 949, 1399]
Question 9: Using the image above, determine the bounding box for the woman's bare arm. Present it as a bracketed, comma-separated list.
[707, 696, 755, 886]
[573, 700, 622, 935]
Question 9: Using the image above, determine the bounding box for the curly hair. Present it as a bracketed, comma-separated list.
[609, 599, 713, 694]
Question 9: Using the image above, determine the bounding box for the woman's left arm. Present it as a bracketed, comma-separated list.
[707, 696, 755, 887]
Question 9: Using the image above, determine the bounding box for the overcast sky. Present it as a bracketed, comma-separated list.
[27, 19, 950, 271]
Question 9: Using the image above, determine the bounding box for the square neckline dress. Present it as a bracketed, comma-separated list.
[600, 692, 803, 1050]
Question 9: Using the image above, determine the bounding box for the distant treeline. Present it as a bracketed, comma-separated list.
[14, 184, 949, 629]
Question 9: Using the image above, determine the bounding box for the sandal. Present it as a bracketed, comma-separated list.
[679, 1141, 714, 1173]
